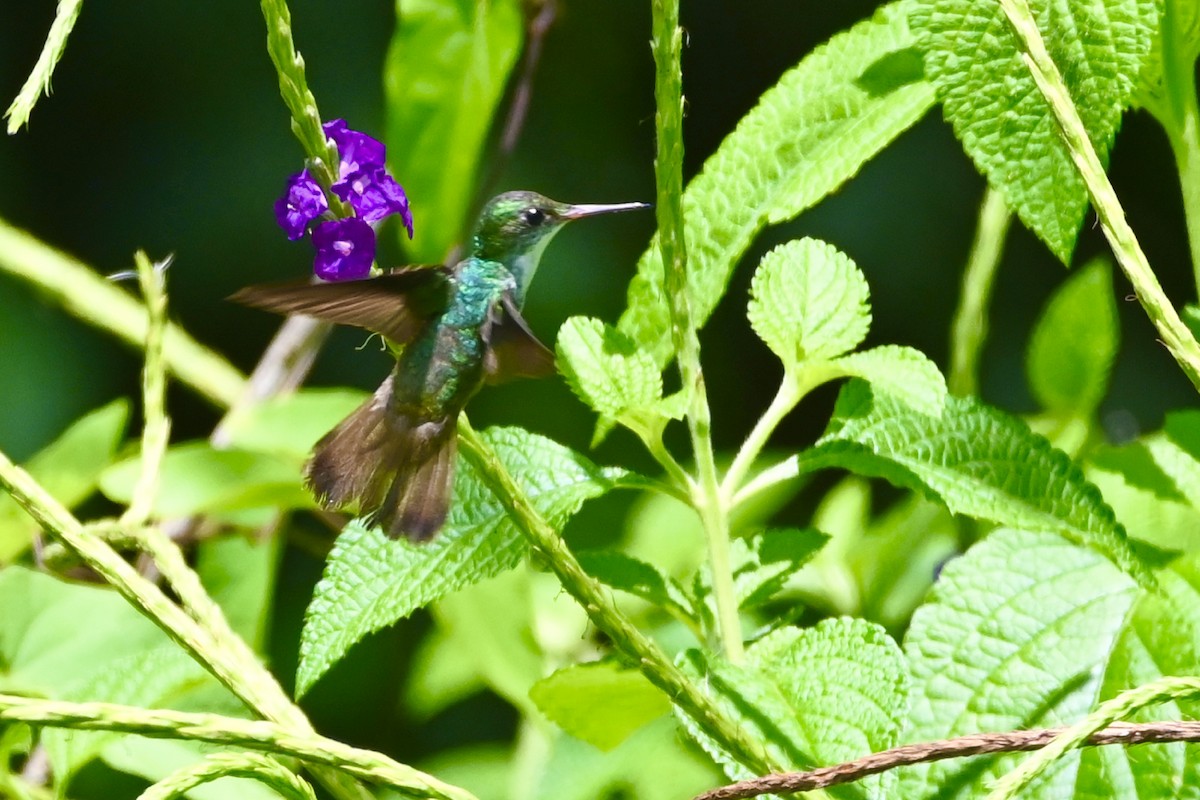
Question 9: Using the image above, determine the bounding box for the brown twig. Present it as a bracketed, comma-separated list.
[210, 315, 333, 447]
[694, 721, 1200, 800]
[463, 0, 558, 248]
[496, 0, 557, 163]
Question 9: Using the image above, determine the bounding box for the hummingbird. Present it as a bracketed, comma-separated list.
[231, 191, 648, 541]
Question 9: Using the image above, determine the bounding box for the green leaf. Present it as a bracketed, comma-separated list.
[1027, 259, 1118, 416]
[1085, 414, 1200, 554]
[1162, 410, 1200, 499]
[99, 442, 311, 518]
[832, 344, 946, 417]
[751, 620, 909, 799]
[1105, 415, 1200, 509]
[1087, 442, 1200, 553]
[296, 427, 622, 697]
[530, 661, 671, 751]
[748, 239, 871, 365]
[430, 568, 545, 715]
[911, 0, 1159, 261]
[220, 389, 367, 461]
[409, 568, 592, 721]
[0, 568, 246, 788]
[1073, 555, 1200, 799]
[676, 619, 908, 798]
[384, 0, 523, 261]
[300, 513, 528, 701]
[788, 477, 874, 617]
[196, 532, 282, 652]
[732, 528, 828, 609]
[1184, 303, 1200, 343]
[675, 649, 812, 782]
[404, 625, 487, 720]
[407, 744, 510, 800]
[618, 1, 935, 366]
[0, 399, 129, 563]
[528, 717, 717, 800]
[853, 494, 958, 629]
[577, 549, 692, 618]
[556, 317, 665, 434]
[797, 381, 1147, 582]
[41, 646, 214, 786]
[1136, 0, 1200, 121]
[901, 529, 1200, 799]
[0, 568, 184, 695]
[1088, 440, 1188, 503]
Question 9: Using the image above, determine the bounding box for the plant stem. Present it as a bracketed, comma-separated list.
[259, 0, 342, 203]
[724, 366, 844, 513]
[1144, 0, 1200, 295]
[644, 431, 697, 495]
[722, 375, 803, 501]
[948, 187, 1012, 397]
[123, 253, 172, 528]
[650, 0, 742, 662]
[693, 489, 739, 658]
[0, 219, 246, 408]
[985, 676, 1200, 800]
[0, 724, 50, 800]
[731, 455, 802, 511]
[996, 0, 1200, 391]
[472, 0, 558, 228]
[0, 452, 374, 800]
[132, 522, 280, 698]
[1171, 98, 1200, 298]
[140, 753, 317, 800]
[697, 717, 1200, 800]
[131, 525, 375, 800]
[508, 717, 553, 800]
[0, 695, 476, 800]
[457, 417, 775, 776]
[4, 0, 83, 133]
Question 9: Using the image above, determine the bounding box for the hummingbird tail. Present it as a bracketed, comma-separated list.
[376, 426, 457, 541]
[304, 376, 456, 541]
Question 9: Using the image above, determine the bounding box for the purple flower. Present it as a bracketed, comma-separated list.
[333, 167, 413, 237]
[274, 170, 328, 240]
[312, 218, 375, 281]
[323, 119, 385, 179]
[274, 120, 413, 282]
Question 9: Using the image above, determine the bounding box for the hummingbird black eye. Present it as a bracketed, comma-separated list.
[522, 207, 546, 226]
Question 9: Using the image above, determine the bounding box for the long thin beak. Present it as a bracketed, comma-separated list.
[561, 201, 652, 220]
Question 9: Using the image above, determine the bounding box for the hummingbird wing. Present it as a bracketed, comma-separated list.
[229, 267, 452, 344]
[482, 293, 556, 383]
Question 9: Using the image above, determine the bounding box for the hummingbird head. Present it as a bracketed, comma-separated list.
[470, 190, 649, 304]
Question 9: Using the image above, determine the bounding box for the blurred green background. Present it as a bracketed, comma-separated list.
[2, 0, 1197, 784]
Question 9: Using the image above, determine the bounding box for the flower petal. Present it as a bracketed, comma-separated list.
[332, 167, 413, 236]
[323, 119, 386, 179]
[274, 170, 328, 240]
[311, 218, 375, 281]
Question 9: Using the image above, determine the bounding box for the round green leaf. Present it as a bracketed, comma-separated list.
[748, 238, 871, 366]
